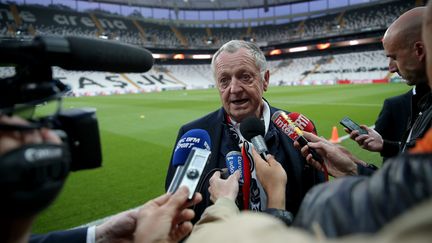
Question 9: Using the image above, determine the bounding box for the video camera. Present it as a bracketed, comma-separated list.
[0, 35, 154, 170]
[0, 36, 104, 171]
[0, 35, 154, 216]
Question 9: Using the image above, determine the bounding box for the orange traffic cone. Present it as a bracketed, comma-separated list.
[329, 126, 340, 143]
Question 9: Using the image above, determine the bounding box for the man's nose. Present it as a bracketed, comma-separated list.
[388, 60, 398, 73]
[229, 78, 243, 93]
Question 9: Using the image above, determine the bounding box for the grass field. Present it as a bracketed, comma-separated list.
[32, 83, 410, 233]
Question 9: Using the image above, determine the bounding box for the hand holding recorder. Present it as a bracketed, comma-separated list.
[134, 186, 202, 243]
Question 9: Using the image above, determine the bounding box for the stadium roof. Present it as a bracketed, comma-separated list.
[84, 0, 308, 10]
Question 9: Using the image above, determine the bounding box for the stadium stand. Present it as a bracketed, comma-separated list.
[0, 1, 413, 96]
[302, 50, 389, 84]
[159, 64, 214, 89]
[0, 48, 391, 96]
[0, 1, 414, 48]
[270, 55, 323, 85]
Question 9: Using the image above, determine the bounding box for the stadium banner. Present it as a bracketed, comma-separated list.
[0, 3, 135, 35]
[336, 79, 387, 84]
[52, 68, 185, 97]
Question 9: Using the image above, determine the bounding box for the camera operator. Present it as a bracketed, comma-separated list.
[0, 114, 202, 243]
[1, 34, 204, 243]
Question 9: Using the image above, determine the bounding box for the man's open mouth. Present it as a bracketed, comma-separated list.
[232, 99, 248, 105]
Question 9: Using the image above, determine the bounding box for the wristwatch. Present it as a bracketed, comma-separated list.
[263, 208, 293, 226]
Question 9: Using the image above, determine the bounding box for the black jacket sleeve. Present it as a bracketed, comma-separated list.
[381, 139, 401, 158]
[292, 153, 432, 238]
[30, 227, 87, 243]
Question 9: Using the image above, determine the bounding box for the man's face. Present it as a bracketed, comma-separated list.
[214, 48, 269, 122]
[383, 34, 424, 86]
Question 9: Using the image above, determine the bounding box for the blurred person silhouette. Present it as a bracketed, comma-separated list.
[182, 129, 432, 242]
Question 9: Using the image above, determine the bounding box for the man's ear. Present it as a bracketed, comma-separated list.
[414, 41, 426, 62]
[263, 70, 270, 91]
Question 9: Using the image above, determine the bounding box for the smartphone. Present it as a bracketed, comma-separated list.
[339, 117, 368, 135]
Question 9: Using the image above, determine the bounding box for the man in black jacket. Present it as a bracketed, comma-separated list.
[291, 4, 432, 236]
[165, 40, 324, 222]
[374, 89, 411, 162]
[353, 7, 431, 157]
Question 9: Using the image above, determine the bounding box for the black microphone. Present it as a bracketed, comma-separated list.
[0, 35, 154, 73]
[240, 116, 269, 160]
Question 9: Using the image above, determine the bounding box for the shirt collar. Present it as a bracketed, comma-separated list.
[262, 99, 270, 136]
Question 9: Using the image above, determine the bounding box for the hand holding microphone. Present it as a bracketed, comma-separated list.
[300, 131, 359, 178]
[208, 170, 241, 203]
[251, 148, 286, 210]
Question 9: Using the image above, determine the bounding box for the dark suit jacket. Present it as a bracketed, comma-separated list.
[165, 106, 325, 222]
[30, 227, 87, 243]
[376, 83, 431, 160]
[375, 90, 412, 161]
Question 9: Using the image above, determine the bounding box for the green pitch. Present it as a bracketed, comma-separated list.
[32, 83, 410, 233]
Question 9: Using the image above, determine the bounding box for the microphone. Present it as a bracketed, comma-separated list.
[0, 35, 154, 73]
[240, 116, 269, 160]
[286, 112, 318, 135]
[171, 129, 211, 166]
[225, 151, 244, 183]
[225, 150, 248, 209]
[167, 129, 211, 197]
[271, 111, 323, 163]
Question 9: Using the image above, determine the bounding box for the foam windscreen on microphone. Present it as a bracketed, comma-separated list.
[272, 110, 324, 164]
[240, 116, 265, 141]
[271, 111, 299, 140]
[62, 36, 154, 73]
[0, 36, 154, 73]
[172, 129, 211, 167]
[287, 112, 317, 135]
